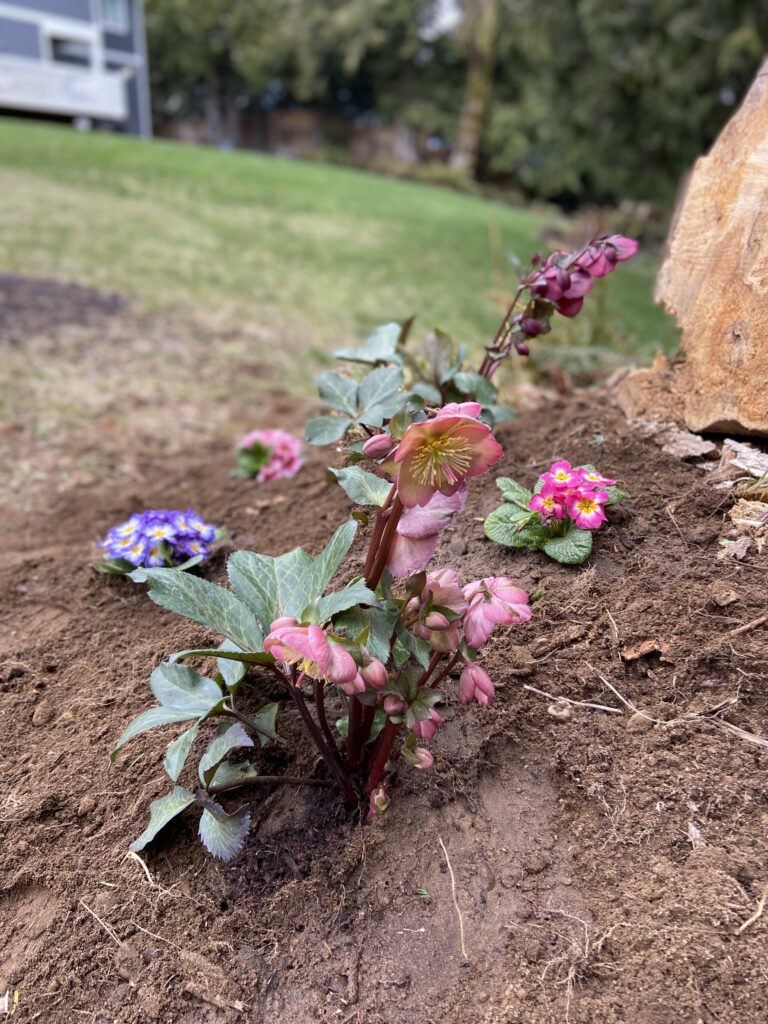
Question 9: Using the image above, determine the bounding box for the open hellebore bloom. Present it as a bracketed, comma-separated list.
[394, 407, 503, 508]
[264, 617, 358, 686]
[459, 663, 496, 707]
[386, 485, 468, 577]
[565, 490, 608, 530]
[529, 260, 594, 318]
[529, 480, 566, 520]
[462, 576, 531, 648]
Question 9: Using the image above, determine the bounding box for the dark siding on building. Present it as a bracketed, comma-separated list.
[0, 16, 41, 58]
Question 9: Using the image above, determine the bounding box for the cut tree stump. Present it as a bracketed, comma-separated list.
[616, 57, 768, 436]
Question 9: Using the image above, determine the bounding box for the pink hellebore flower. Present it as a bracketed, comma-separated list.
[576, 235, 639, 278]
[434, 401, 483, 419]
[412, 707, 444, 742]
[529, 258, 594, 318]
[407, 567, 467, 653]
[459, 663, 496, 707]
[462, 576, 532, 648]
[541, 459, 580, 491]
[264, 617, 358, 686]
[529, 480, 566, 521]
[361, 657, 389, 690]
[411, 747, 434, 770]
[565, 490, 608, 530]
[339, 673, 367, 697]
[394, 408, 503, 508]
[386, 485, 467, 578]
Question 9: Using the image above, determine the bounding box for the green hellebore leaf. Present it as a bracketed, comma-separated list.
[334, 322, 402, 364]
[216, 639, 247, 690]
[129, 568, 264, 652]
[358, 366, 403, 412]
[314, 579, 376, 622]
[150, 662, 223, 714]
[208, 759, 262, 790]
[330, 466, 392, 507]
[316, 371, 359, 416]
[198, 802, 251, 861]
[304, 415, 353, 446]
[452, 371, 499, 406]
[113, 706, 200, 757]
[129, 786, 196, 853]
[163, 723, 199, 782]
[199, 722, 255, 786]
[543, 524, 593, 565]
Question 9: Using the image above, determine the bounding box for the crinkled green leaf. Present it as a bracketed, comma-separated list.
[150, 662, 223, 713]
[304, 415, 353, 445]
[113, 706, 199, 756]
[316, 371, 359, 416]
[543, 525, 593, 565]
[312, 518, 358, 594]
[130, 786, 196, 852]
[330, 466, 392, 507]
[333, 603, 397, 663]
[334, 322, 401, 364]
[208, 759, 263, 790]
[484, 503, 541, 547]
[163, 723, 199, 782]
[495, 477, 534, 509]
[199, 723, 255, 786]
[395, 625, 432, 669]
[129, 568, 264, 652]
[198, 802, 251, 861]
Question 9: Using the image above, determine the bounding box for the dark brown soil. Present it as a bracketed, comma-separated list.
[2, 285, 768, 1024]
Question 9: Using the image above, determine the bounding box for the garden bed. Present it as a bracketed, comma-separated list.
[2, 381, 767, 1023]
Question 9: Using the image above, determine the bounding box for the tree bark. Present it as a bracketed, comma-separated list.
[450, 0, 500, 175]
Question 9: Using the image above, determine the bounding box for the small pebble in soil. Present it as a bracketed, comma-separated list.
[626, 711, 655, 733]
[548, 701, 572, 722]
[8, 666, 25, 680]
[31, 703, 54, 726]
[78, 794, 97, 817]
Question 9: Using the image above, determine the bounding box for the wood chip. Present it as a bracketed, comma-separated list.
[621, 639, 673, 663]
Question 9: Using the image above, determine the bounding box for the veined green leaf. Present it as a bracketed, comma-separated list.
[163, 723, 199, 782]
[304, 415, 352, 445]
[484, 503, 541, 547]
[150, 663, 223, 713]
[312, 518, 358, 594]
[494, 477, 534, 510]
[334, 322, 401, 364]
[316, 371, 359, 416]
[314, 580, 376, 622]
[198, 802, 250, 861]
[129, 568, 264, 652]
[358, 366, 403, 411]
[113, 706, 199, 756]
[208, 759, 263, 790]
[199, 723, 254, 786]
[330, 466, 392, 507]
[543, 525, 593, 565]
[130, 786, 196, 852]
[216, 639, 247, 690]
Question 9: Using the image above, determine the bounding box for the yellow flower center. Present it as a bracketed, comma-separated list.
[410, 434, 472, 487]
[555, 471, 569, 481]
[576, 498, 597, 513]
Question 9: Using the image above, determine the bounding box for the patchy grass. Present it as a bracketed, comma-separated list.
[0, 118, 676, 367]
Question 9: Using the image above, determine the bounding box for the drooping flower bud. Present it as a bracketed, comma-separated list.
[423, 610, 450, 630]
[361, 657, 388, 690]
[383, 694, 405, 716]
[412, 707, 444, 741]
[520, 317, 543, 337]
[515, 342, 530, 356]
[368, 786, 390, 818]
[459, 663, 496, 707]
[362, 433, 397, 460]
[412, 747, 434, 770]
[340, 672, 366, 697]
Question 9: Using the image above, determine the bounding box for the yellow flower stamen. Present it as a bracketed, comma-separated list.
[409, 435, 473, 488]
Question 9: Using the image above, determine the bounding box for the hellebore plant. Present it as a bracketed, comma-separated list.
[113, 234, 635, 862]
[484, 461, 629, 565]
[234, 428, 303, 482]
[98, 509, 221, 575]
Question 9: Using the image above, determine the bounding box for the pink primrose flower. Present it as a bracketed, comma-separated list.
[459, 663, 496, 707]
[264, 618, 357, 685]
[577, 466, 616, 488]
[541, 459, 580, 491]
[394, 409, 503, 508]
[462, 576, 531, 648]
[565, 490, 608, 530]
[238, 428, 303, 483]
[529, 480, 566, 520]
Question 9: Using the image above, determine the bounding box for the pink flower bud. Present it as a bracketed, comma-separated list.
[459, 663, 496, 707]
[361, 657, 388, 690]
[515, 342, 530, 356]
[412, 707, 444, 741]
[362, 433, 396, 460]
[423, 610, 450, 630]
[520, 317, 542, 337]
[367, 786, 390, 819]
[383, 694, 405, 715]
[412, 747, 434, 770]
[340, 672, 366, 697]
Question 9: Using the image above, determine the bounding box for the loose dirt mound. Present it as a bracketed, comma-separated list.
[3, 375, 767, 1023]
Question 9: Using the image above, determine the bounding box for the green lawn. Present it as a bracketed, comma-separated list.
[0, 117, 677, 365]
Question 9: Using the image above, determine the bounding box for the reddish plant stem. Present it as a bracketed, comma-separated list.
[347, 694, 363, 765]
[364, 718, 399, 796]
[429, 651, 462, 690]
[313, 679, 343, 763]
[359, 704, 376, 753]
[363, 484, 396, 580]
[416, 650, 444, 689]
[366, 496, 404, 591]
[287, 673, 357, 804]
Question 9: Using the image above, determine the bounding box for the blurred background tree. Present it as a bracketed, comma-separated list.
[145, 0, 765, 211]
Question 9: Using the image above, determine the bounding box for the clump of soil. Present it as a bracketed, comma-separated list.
[2, 285, 767, 1023]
